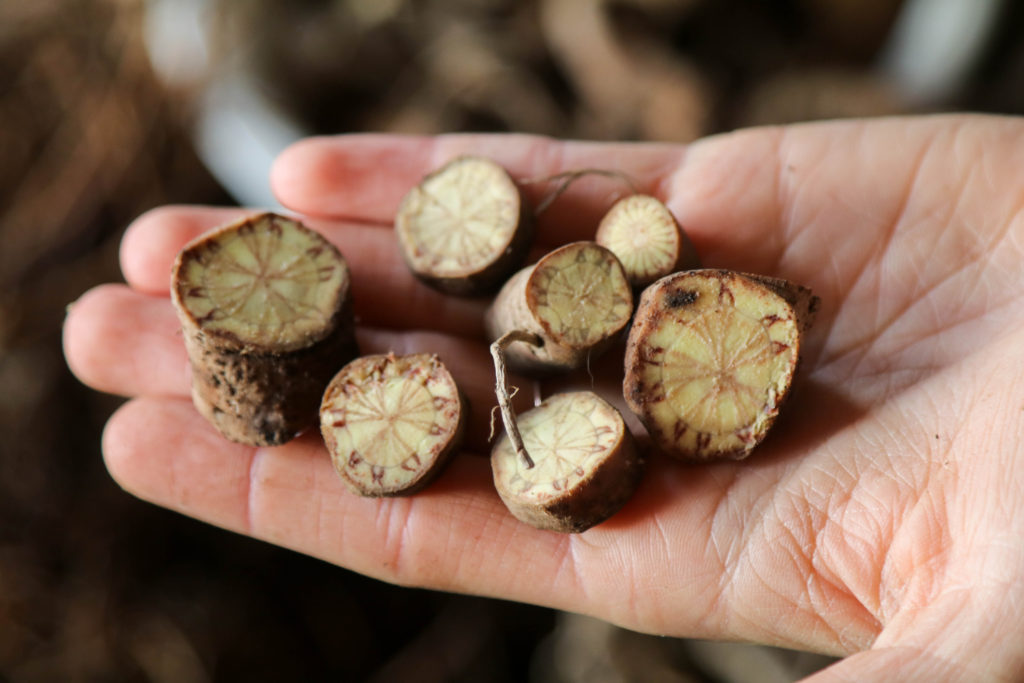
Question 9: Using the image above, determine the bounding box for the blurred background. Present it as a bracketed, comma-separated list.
[2, 0, 1023, 680]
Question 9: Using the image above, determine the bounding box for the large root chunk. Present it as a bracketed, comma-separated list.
[491, 391, 642, 533]
[624, 269, 818, 460]
[320, 353, 466, 497]
[395, 156, 533, 295]
[171, 212, 357, 446]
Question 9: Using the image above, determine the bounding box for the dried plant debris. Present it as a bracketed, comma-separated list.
[491, 391, 642, 533]
[485, 241, 633, 375]
[171, 212, 357, 446]
[595, 194, 700, 288]
[624, 269, 818, 460]
[320, 353, 466, 497]
[395, 156, 534, 295]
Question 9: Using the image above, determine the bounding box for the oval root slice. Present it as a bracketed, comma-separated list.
[624, 269, 817, 460]
[395, 156, 532, 295]
[320, 353, 466, 497]
[491, 391, 641, 533]
[595, 194, 699, 288]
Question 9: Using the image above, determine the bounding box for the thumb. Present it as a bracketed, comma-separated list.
[802, 647, 982, 683]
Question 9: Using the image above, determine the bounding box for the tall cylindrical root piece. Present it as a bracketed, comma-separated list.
[319, 353, 466, 497]
[395, 156, 534, 295]
[595, 194, 700, 288]
[624, 269, 819, 461]
[171, 213, 358, 446]
[491, 391, 642, 533]
[485, 241, 633, 375]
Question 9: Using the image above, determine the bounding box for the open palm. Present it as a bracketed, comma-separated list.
[65, 115, 1024, 681]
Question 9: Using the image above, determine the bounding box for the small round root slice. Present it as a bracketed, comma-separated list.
[595, 194, 700, 288]
[486, 241, 633, 374]
[320, 353, 466, 497]
[624, 269, 819, 461]
[395, 156, 533, 295]
[527, 242, 634, 349]
[171, 213, 357, 446]
[491, 392, 642, 533]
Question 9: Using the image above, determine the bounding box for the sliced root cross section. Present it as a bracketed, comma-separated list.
[320, 353, 466, 497]
[171, 213, 357, 446]
[595, 194, 700, 288]
[491, 391, 642, 533]
[624, 269, 818, 460]
[527, 242, 633, 348]
[173, 212, 349, 352]
[395, 156, 532, 295]
[485, 241, 633, 374]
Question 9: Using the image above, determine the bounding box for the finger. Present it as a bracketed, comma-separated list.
[64, 285, 525, 448]
[271, 133, 685, 245]
[270, 116, 1016, 328]
[802, 647, 975, 682]
[64, 284, 191, 397]
[120, 206, 487, 337]
[107, 396, 848, 647]
[103, 396, 583, 606]
[102, 396, 721, 637]
[120, 206, 257, 294]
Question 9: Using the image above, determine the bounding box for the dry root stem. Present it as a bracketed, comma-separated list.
[492, 391, 642, 533]
[485, 241, 632, 375]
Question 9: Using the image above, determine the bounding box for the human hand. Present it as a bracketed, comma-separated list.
[64, 115, 1024, 681]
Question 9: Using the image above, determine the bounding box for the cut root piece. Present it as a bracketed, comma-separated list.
[491, 391, 642, 533]
[320, 353, 466, 497]
[595, 194, 700, 288]
[395, 156, 533, 295]
[171, 212, 357, 446]
[485, 241, 633, 375]
[624, 269, 819, 460]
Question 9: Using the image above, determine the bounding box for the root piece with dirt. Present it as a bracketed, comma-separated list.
[491, 391, 642, 533]
[320, 353, 466, 497]
[624, 269, 819, 461]
[485, 241, 633, 375]
[395, 156, 534, 295]
[595, 194, 700, 288]
[171, 212, 358, 446]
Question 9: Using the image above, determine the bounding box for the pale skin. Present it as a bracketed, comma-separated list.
[64, 115, 1024, 681]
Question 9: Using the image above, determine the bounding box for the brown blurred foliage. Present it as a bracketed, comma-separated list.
[0, 0, 220, 679]
[213, 0, 907, 142]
